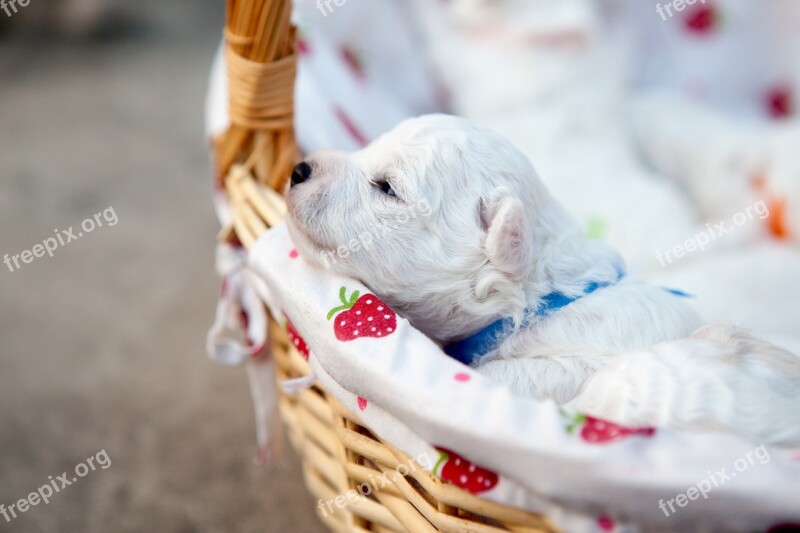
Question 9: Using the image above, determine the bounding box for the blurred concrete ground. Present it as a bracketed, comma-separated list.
[0, 1, 324, 531]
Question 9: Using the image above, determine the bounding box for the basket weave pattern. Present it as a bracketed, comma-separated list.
[272, 318, 557, 532]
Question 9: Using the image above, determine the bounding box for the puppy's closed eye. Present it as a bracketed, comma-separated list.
[478, 198, 489, 232]
[373, 179, 397, 198]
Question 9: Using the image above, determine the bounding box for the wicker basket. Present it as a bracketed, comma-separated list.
[216, 1, 559, 531]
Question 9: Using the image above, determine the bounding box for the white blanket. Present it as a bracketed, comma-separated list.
[248, 223, 800, 533]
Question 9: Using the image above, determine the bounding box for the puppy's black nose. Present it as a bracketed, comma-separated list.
[291, 161, 312, 187]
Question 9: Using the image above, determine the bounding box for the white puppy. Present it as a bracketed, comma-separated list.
[286, 114, 700, 403]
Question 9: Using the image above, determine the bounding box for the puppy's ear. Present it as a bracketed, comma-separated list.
[480, 194, 532, 278]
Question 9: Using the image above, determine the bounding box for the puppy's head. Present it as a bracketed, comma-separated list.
[286, 114, 586, 341]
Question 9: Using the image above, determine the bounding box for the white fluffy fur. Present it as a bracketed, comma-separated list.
[286, 114, 700, 405]
[569, 323, 800, 447]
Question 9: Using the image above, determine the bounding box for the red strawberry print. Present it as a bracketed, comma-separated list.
[597, 515, 616, 531]
[433, 448, 498, 494]
[339, 45, 365, 79]
[581, 416, 656, 443]
[684, 3, 717, 34]
[357, 397, 368, 410]
[285, 316, 310, 360]
[560, 410, 655, 444]
[327, 286, 396, 341]
[766, 85, 793, 119]
[334, 107, 369, 147]
[229, 232, 244, 249]
[296, 38, 311, 56]
[295, 29, 311, 56]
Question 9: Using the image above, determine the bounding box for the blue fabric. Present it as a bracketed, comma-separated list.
[662, 287, 694, 298]
[443, 273, 692, 366]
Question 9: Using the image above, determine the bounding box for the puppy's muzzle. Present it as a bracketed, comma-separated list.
[291, 161, 313, 187]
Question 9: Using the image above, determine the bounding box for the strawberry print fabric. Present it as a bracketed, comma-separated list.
[248, 223, 800, 533]
[326, 287, 397, 341]
[627, 0, 800, 120]
[203, 2, 800, 530]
